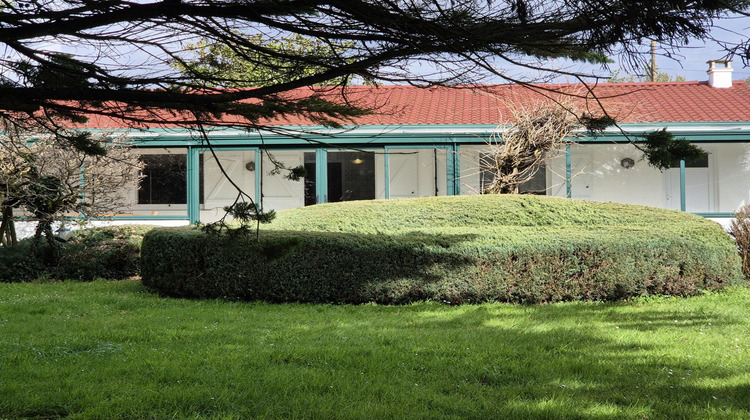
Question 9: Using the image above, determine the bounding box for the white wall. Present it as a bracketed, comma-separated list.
[546, 143, 750, 214]
[389, 148, 446, 198]
[260, 151, 305, 211]
[458, 143, 746, 215]
[547, 144, 668, 207]
[713, 143, 750, 213]
[11, 219, 189, 242]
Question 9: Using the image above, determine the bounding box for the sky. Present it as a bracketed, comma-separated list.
[25, 8, 750, 86]
[592, 13, 750, 83]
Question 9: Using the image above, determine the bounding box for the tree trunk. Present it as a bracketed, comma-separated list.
[0, 206, 17, 246]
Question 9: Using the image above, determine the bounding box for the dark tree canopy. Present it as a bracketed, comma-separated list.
[0, 0, 748, 132]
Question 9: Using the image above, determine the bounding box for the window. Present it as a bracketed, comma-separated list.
[138, 154, 203, 205]
[670, 155, 709, 168]
[304, 151, 376, 205]
[479, 152, 546, 195]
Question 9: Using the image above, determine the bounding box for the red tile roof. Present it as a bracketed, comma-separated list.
[83, 80, 750, 128]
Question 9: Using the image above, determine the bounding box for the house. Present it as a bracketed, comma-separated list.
[33, 60, 750, 230]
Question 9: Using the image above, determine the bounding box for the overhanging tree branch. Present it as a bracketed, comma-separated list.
[0, 0, 746, 133]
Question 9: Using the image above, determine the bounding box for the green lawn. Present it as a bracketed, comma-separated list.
[2, 280, 750, 419]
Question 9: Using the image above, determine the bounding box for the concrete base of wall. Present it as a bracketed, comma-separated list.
[10, 220, 190, 243]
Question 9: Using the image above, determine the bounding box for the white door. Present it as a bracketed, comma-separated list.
[203, 151, 254, 209]
[261, 152, 305, 211]
[570, 150, 593, 200]
[389, 153, 419, 198]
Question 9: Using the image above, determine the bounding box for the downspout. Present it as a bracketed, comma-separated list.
[434, 148, 438, 196]
[259, 153, 264, 209]
[680, 159, 686, 211]
[565, 144, 572, 199]
[384, 148, 390, 199]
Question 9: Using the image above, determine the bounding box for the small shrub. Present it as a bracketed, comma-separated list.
[0, 240, 44, 282]
[730, 205, 750, 278]
[141, 196, 744, 304]
[0, 225, 154, 282]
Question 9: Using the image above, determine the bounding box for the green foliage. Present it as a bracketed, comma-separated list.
[0, 240, 44, 282]
[66, 132, 107, 157]
[199, 201, 276, 237]
[567, 51, 613, 64]
[174, 33, 355, 87]
[580, 114, 617, 135]
[642, 129, 707, 170]
[141, 196, 743, 304]
[0, 225, 154, 282]
[224, 202, 276, 226]
[284, 165, 307, 181]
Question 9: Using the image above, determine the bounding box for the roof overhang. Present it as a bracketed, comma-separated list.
[89, 121, 750, 148]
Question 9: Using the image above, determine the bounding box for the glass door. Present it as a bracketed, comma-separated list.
[304, 150, 380, 205]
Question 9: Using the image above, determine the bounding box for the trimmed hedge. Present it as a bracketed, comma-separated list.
[140, 196, 745, 304]
[0, 225, 153, 282]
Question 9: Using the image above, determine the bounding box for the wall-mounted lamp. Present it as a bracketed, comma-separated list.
[245, 161, 256, 171]
[352, 158, 364, 165]
[620, 157, 635, 169]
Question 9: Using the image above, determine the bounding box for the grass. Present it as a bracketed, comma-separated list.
[2, 280, 750, 419]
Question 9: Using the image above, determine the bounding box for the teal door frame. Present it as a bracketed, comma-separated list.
[315, 148, 328, 203]
[449, 143, 460, 195]
[187, 147, 263, 224]
[187, 146, 200, 224]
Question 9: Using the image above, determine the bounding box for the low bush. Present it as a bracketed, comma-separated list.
[0, 225, 154, 282]
[729, 205, 750, 278]
[141, 196, 745, 304]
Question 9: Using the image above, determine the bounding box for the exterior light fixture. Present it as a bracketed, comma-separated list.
[352, 158, 364, 164]
[245, 161, 256, 171]
[620, 157, 635, 169]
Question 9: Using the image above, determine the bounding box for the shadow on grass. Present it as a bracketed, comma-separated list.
[2, 281, 749, 419]
[216, 298, 750, 418]
[376, 303, 750, 418]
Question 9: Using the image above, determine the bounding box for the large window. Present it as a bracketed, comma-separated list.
[138, 154, 203, 205]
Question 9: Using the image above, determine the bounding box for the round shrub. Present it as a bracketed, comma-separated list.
[140, 195, 745, 304]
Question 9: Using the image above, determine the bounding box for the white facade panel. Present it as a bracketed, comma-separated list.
[260, 151, 305, 211]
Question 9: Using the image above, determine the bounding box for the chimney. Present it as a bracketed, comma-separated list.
[707, 60, 733, 88]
